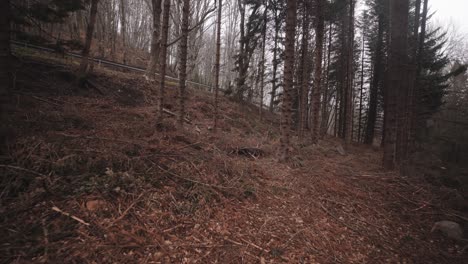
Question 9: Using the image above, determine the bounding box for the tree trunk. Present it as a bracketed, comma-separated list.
[383, 0, 409, 169]
[365, 12, 384, 145]
[270, 9, 280, 112]
[279, 0, 297, 161]
[0, 0, 10, 95]
[298, 3, 310, 139]
[344, 0, 355, 146]
[321, 22, 333, 137]
[236, 0, 246, 100]
[178, 0, 190, 127]
[409, 0, 428, 149]
[0, 0, 10, 155]
[157, 0, 171, 122]
[259, 3, 267, 118]
[311, 0, 325, 144]
[146, 0, 163, 79]
[358, 33, 365, 143]
[78, 0, 99, 79]
[119, 0, 127, 64]
[214, 0, 222, 131]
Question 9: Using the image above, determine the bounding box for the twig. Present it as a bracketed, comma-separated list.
[42, 219, 49, 262]
[109, 192, 145, 226]
[0, 164, 48, 178]
[31, 95, 62, 106]
[157, 165, 234, 190]
[52, 206, 90, 226]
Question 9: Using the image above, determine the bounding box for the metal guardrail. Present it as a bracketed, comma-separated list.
[11, 40, 213, 90]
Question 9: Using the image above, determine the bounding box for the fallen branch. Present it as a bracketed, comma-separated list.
[162, 108, 192, 124]
[0, 164, 48, 178]
[52, 206, 90, 226]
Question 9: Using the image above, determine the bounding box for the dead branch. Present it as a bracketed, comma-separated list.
[52, 206, 90, 226]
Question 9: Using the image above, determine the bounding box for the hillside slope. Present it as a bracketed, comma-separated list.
[1, 53, 467, 263]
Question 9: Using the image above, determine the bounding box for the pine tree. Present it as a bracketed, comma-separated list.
[0, 0, 11, 95]
[383, 0, 409, 169]
[297, 2, 310, 139]
[311, 0, 325, 143]
[279, 0, 297, 161]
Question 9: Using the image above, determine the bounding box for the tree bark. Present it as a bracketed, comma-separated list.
[0, 0, 10, 95]
[119, 0, 127, 64]
[78, 0, 99, 79]
[279, 0, 297, 161]
[0, 0, 11, 154]
[311, 0, 325, 144]
[383, 0, 409, 169]
[321, 22, 333, 137]
[259, 2, 267, 118]
[344, 0, 355, 146]
[214, 0, 222, 131]
[298, 3, 310, 139]
[146, 0, 163, 79]
[178, 0, 190, 127]
[365, 12, 384, 145]
[270, 6, 280, 112]
[157, 0, 171, 122]
[358, 33, 365, 143]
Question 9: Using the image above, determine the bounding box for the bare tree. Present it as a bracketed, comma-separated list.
[214, 0, 222, 131]
[158, 0, 171, 122]
[119, 0, 127, 64]
[178, 0, 190, 127]
[146, 0, 162, 79]
[78, 0, 99, 79]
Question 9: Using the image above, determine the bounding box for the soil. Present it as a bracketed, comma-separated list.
[1, 52, 467, 263]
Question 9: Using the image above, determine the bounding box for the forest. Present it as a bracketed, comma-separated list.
[1, 0, 468, 262]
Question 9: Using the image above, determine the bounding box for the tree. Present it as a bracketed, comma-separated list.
[0, 0, 11, 154]
[214, 0, 222, 131]
[311, 0, 325, 143]
[0, 0, 11, 95]
[269, 0, 285, 112]
[279, 0, 297, 161]
[383, 0, 409, 169]
[297, 2, 310, 139]
[119, 0, 127, 64]
[259, 1, 268, 118]
[364, 0, 387, 145]
[146, 0, 163, 80]
[235, 0, 264, 101]
[78, 0, 99, 79]
[178, 0, 190, 127]
[344, 0, 355, 145]
[157, 0, 171, 122]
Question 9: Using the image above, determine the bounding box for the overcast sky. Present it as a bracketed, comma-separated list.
[429, 0, 468, 35]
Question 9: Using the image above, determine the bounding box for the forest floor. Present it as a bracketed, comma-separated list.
[1, 50, 468, 263]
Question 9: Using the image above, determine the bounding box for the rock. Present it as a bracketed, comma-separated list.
[431, 220, 464, 241]
[336, 144, 346, 156]
[86, 199, 108, 212]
